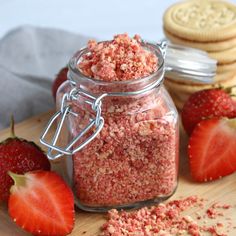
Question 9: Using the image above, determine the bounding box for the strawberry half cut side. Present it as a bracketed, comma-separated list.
[188, 118, 236, 182]
[8, 171, 75, 236]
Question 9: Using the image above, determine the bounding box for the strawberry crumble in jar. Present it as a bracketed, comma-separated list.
[42, 34, 179, 211]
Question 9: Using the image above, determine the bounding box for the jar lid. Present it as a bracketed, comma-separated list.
[164, 42, 217, 84]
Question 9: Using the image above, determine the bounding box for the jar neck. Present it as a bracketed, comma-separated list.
[68, 69, 164, 98]
[67, 41, 165, 97]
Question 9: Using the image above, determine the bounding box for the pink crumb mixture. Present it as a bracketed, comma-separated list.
[100, 196, 235, 236]
[71, 34, 178, 207]
[72, 88, 178, 206]
[78, 33, 158, 81]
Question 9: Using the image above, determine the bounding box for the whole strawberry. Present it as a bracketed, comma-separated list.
[0, 118, 50, 202]
[182, 88, 236, 135]
[52, 66, 68, 101]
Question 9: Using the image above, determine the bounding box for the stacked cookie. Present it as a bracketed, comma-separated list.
[163, 0, 236, 109]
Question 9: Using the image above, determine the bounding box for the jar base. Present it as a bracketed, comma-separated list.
[73, 184, 178, 212]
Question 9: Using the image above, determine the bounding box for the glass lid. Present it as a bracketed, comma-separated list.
[163, 41, 217, 84]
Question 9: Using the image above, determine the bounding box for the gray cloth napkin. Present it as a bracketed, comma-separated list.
[0, 26, 90, 129]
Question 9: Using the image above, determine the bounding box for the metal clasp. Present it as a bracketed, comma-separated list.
[157, 40, 168, 59]
[40, 87, 104, 160]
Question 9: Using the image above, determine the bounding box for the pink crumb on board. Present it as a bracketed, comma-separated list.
[78, 33, 158, 82]
[206, 203, 231, 219]
[100, 196, 236, 236]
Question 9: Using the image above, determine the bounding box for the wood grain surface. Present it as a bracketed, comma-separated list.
[0, 111, 236, 236]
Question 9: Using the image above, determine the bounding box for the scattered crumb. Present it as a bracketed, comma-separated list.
[100, 196, 235, 236]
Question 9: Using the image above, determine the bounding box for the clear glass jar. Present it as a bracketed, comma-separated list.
[51, 42, 179, 212]
[40, 40, 217, 212]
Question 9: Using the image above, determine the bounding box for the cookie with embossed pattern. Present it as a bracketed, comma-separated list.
[208, 46, 236, 64]
[164, 29, 236, 52]
[165, 72, 236, 109]
[163, 0, 236, 42]
[164, 71, 236, 94]
[217, 61, 236, 73]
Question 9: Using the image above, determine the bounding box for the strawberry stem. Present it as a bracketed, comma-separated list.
[10, 115, 16, 137]
[8, 171, 26, 191]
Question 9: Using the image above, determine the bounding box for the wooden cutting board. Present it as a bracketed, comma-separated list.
[0, 111, 236, 236]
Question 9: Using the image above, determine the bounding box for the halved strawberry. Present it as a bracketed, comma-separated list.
[188, 118, 236, 182]
[8, 171, 75, 236]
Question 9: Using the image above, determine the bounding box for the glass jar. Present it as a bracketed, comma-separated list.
[40, 41, 216, 212]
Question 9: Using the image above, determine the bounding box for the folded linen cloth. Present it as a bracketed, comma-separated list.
[0, 26, 90, 129]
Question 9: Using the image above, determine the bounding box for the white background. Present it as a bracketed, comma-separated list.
[1, 0, 181, 40]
